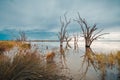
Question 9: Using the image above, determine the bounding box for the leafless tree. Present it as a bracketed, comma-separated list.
[65, 33, 72, 49]
[16, 30, 27, 42]
[79, 47, 98, 80]
[57, 13, 71, 70]
[74, 13, 108, 80]
[74, 13, 108, 48]
[73, 33, 79, 50]
[57, 13, 71, 50]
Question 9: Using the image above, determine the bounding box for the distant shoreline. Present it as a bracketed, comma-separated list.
[0, 40, 120, 42]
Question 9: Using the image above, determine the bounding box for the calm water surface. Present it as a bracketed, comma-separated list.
[31, 41, 120, 80]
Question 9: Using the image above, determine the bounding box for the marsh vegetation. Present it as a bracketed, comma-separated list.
[0, 41, 120, 80]
[0, 14, 120, 80]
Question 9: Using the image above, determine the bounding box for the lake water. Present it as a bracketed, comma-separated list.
[30, 40, 120, 80]
[30, 40, 120, 53]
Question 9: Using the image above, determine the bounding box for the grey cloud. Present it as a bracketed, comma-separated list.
[0, 0, 120, 33]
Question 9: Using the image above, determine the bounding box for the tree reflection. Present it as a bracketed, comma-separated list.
[116, 51, 120, 79]
[95, 53, 107, 80]
[59, 46, 67, 68]
[59, 45, 71, 77]
[79, 47, 97, 80]
[80, 47, 119, 80]
[73, 33, 79, 51]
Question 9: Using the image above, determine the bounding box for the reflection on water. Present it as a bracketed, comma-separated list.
[79, 47, 97, 80]
[30, 41, 120, 80]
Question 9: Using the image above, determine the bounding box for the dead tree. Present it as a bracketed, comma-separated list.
[73, 33, 79, 50]
[65, 33, 72, 49]
[57, 14, 71, 50]
[75, 13, 108, 48]
[16, 31, 27, 43]
[57, 14, 71, 69]
[79, 47, 98, 80]
[74, 13, 108, 80]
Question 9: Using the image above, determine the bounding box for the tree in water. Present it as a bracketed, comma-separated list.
[65, 33, 72, 49]
[73, 33, 79, 51]
[74, 13, 108, 80]
[75, 13, 108, 48]
[57, 13, 71, 51]
[57, 13, 71, 71]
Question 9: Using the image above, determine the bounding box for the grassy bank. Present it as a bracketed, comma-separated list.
[0, 41, 30, 54]
[0, 41, 120, 80]
[0, 41, 70, 80]
[0, 50, 70, 80]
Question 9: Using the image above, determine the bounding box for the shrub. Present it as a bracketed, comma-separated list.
[0, 49, 69, 80]
[107, 53, 116, 68]
[18, 43, 31, 50]
[116, 51, 120, 68]
[0, 54, 11, 79]
[0, 41, 31, 53]
[0, 41, 15, 54]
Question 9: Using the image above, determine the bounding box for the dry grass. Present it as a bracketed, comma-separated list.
[0, 48, 70, 80]
[18, 43, 31, 51]
[0, 41, 31, 54]
[0, 41, 16, 54]
[78, 50, 120, 80]
[94, 51, 120, 80]
[0, 51, 44, 80]
[46, 51, 55, 63]
[95, 52, 117, 69]
[95, 52, 117, 67]
[95, 53, 106, 64]
[107, 53, 116, 67]
[116, 51, 120, 69]
[92, 51, 118, 79]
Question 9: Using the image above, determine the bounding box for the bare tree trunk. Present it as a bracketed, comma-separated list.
[57, 13, 71, 69]
[60, 41, 63, 51]
[73, 35, 78, 50]
[57, 13, 71, 51]
[74, 12, 108, 48]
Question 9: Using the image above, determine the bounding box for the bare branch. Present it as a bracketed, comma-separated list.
[91, 33, 109, 42]
[91, 29, 104, 40]
[14, 30, 27, 42]
[75, 13, 109, 47]
[58, 13, 71, 48]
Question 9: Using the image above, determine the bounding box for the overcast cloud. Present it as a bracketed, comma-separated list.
[0, 0, 120, 40]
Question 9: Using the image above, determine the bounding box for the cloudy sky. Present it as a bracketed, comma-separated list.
[0, 0, 120, 40]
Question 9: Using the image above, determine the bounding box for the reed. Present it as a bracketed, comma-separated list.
[0, 41, 15, 54]
[0, 41, 31, 54]
[0, 48, 70, 80]
[116, 51, 120, 68]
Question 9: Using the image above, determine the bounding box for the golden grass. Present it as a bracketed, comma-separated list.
[0, 51, 44, 80]
[0, 49, 70, 80]
[46, 51, 55, 63]
[116, 51, 120, 68]
[95, 53, 108, 78]
[95, 52, 117, 69]
[0, 41, 31, 54]
[18, 43, 31, 51]
[95, 53, 106, 64]
[107, 53, 116, 66]
[0, 41, 15, 54]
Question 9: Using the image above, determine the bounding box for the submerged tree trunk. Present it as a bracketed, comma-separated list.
[57, 13, 71, 52]
[75, 12, 108, 48]
[74, 35, 78, 50]
[60, 41, 63, 52]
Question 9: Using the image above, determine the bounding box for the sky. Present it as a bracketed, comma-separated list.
[0, 0, 120, 40]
